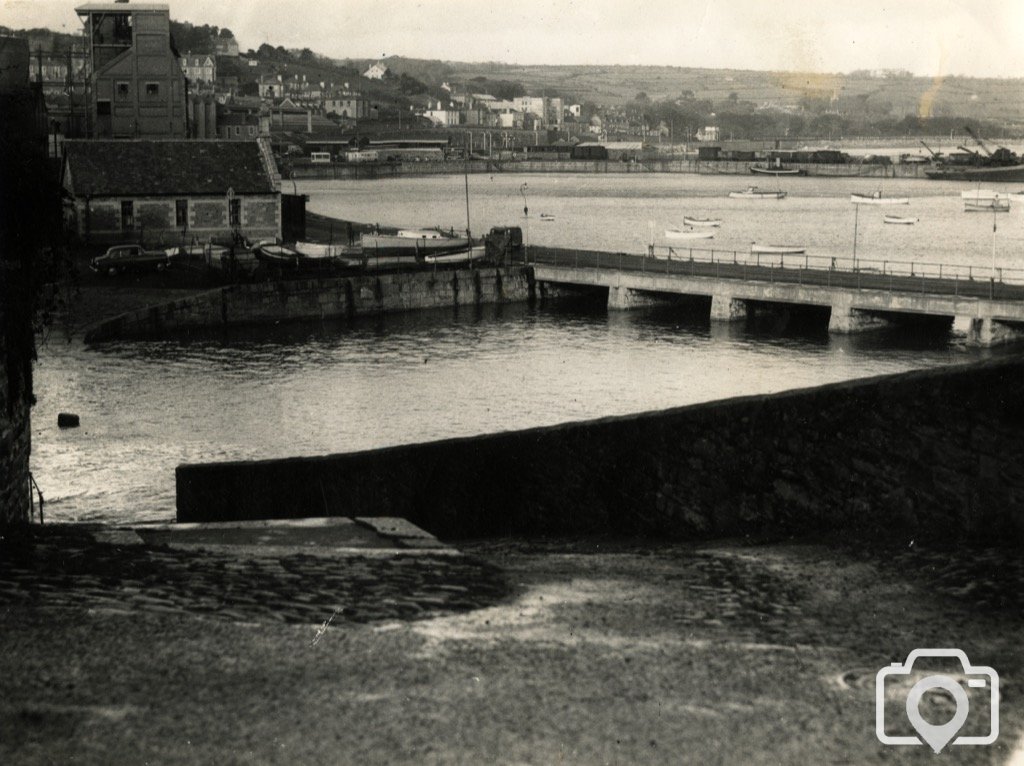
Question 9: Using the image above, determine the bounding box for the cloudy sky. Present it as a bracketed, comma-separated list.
[3, 0, 1023, 78]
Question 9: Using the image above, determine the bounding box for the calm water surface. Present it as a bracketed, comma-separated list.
[31, 173, 1022, 524]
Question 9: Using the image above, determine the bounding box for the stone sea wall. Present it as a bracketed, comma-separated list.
[177, 357, 1024, 543]
[84, 267, 541, 341]
[0, 313, 31, 527]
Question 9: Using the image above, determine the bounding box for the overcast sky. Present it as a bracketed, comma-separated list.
[3, 0, 1023, 78]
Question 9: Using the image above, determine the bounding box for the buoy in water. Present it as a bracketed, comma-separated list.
[57, 413, 80, 428]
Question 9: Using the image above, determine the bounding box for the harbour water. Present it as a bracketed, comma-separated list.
[31, 173, 1022, 524]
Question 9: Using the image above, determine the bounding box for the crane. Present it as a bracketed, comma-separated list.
[919, 140, 941, 159]
[963, 126, 994, 157]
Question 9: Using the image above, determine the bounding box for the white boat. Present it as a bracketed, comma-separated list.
[539, 214, 556, 221]
[960, 190, 1002, 201]
[682, 216, 722, 227]
[294, 241, 364, 267]
[1008, 191, 1024, 203]
[664, 228, 715, 241]
[851, 192, 910, 205]
[964, 198, 1010, 213]
[422, 245, 488, 265]
[883, 215, 918, 225]
[361, 233, 471, 255]
[728, 186, 786, 200]
[397, 228, 452, 239]
[750, 243, 805, 255]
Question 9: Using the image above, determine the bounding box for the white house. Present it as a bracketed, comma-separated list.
[363, 62, 389, 80]
[180, 53, 216, 86]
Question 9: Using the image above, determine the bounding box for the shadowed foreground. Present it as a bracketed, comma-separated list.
[0, 526, 1021, 765]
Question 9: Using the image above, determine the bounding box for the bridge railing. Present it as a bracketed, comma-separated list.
[645, 245, 1024, 286]
[527, 245, 1024, 300]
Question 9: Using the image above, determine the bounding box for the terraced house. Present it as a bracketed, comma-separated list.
[61, 139, 281, 247]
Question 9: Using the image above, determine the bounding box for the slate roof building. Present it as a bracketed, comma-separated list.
[62, 139, 281, 246]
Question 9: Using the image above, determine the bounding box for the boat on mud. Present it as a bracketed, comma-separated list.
[750, 243, 806, 255]
[883, 215, 918, 225]
[963, 198, 1010, 213]
[728, 186, 787, 200]
[664, 228, 715, 241]
[851, 192, 910, 205]
[682, 216, 722, 227]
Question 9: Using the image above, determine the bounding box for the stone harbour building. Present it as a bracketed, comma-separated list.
[76, 2, 187, 138]
[61, 139, 282, 247]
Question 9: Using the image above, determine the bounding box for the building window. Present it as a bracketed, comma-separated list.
[115, 81, 130, 101]
[144, 82, 160, 99]
[97, 100, 111, 116]
[175, 199, 188, 228]
[248, 126, 255, 136]
[233, 126, 240, 137]
[121, 200, 134, 231]
[229, 198, 241, 227]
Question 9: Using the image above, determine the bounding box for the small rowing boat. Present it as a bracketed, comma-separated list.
[728, 186, 786, 200]
[751, 243, 805, 255]
[964, 198, 1010, 213]
[682, 216, 722, 227]
[664, 228, 715, 241]
[883, 215, 918, 225]
[540, 213, 556, 221]
[851, 192, 910, 205]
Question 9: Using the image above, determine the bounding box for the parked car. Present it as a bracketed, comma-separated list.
[89, 244, 171, 276]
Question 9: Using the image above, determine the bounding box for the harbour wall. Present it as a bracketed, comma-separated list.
[288, 159, 922, 180]
[176, 357, 1024, 543]
[0, 313, 32, 527]
[83, 266, 579, 342]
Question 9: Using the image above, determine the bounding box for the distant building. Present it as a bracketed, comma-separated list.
[259, 74, 282, 100]
[214, 36, 239, 58]
[363, 62, 388, 80]
[62, 139, 281, 246]
[75, 2, 186, 138]
[180, 53, 216, 87]
[324, 92, 370, 120]
[29, 50, 89, 97]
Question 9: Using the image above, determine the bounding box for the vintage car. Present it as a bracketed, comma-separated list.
[90, 244, 171, 276]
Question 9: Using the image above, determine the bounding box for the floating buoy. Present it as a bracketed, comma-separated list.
[57, 413, 80, 428]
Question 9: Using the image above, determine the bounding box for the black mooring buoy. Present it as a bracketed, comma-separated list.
[57, 413, 80, 428]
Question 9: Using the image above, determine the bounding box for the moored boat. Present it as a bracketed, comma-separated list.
[728, 186, 786, 200]
[664, 228, 714, 240]
[964, 198, 1010, 213]
[883, 215, 918, 225]
[960, 190, 1002, 201]
[925, 164, 1024, 182]
[750, 165, 805, 176]
[750, 243, 805, 255]
[294, 241, 364, 268]
[422, 245, 488, 265]
[254, 242, 304, 268]
[682, 216, 722, 227]
[851, 192, 910, 205]
[361, 233, 471, 257]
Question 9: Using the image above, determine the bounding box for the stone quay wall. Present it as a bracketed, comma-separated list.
[177, 357, 1024, 543]
[0, 314, 31, 527]
[84, 267, 537, 341]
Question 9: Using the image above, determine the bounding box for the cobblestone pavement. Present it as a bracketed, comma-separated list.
[0, 523, 511, 626]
